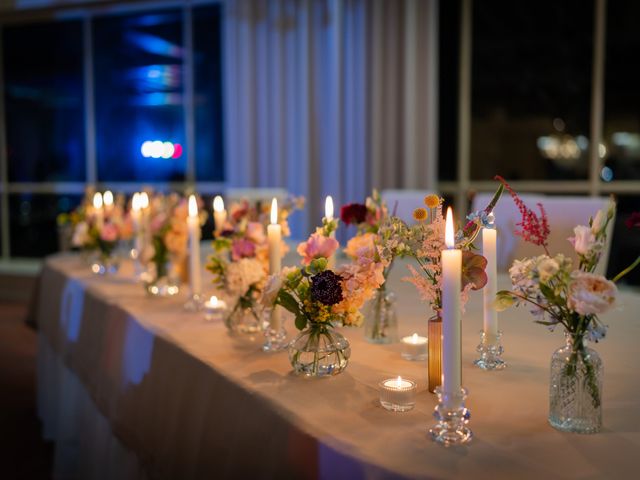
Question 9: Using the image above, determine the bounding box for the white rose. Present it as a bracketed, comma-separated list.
[537, 257, 559, 283]
[260, 274, 282, 307]
[567, 271, 617, 316]
[570, 225, 596, 255]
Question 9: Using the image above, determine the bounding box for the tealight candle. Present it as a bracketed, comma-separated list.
[379, 376, 417, 412]
[401, 333, 428, 361]
[204, 296, 227, 321]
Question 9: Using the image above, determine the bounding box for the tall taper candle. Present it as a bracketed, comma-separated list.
[213, 195, 227, 235]
[482, 223, 499, 340]
[325, 195, 336, 270]
[187, 195, 202, 297]
[103, 190, 114, 213]
[131, 193, 143, 253]
[441, 207, 462, 394]
[267, 198, 282, 330]
[139, 192, 150, 252]
[93, 192, 104, 229]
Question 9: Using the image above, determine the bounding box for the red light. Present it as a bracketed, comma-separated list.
[172, 143, 183, 159]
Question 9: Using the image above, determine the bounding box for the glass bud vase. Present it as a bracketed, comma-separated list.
[224, 299, 263, 334]
[90, 251, 119, 275]
[363, 288, 398, 344]
[288, 324, 351, 377]
[549, 333, 603, 434]
[145, 259, 180, 297]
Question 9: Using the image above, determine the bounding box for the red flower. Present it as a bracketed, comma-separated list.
[495, 176, 550, 252]
[340, 203, 368, 225]
[626, 212, 640, 230]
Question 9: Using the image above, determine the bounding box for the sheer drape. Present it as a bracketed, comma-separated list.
[224, 0, 438, 237]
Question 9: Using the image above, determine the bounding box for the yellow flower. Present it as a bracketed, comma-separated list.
[424, 195, 441, 209]
[413, 208, 428, 222]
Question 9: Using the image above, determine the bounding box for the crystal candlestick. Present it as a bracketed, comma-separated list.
[474, 330, 506, 370]
[429, 386, 473, 446]
[184, 293, 205, 312]
[262, 307, 288, 352]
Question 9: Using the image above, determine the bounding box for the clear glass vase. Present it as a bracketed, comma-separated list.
[363, 288, 398, 344]
[144, 259, 180, 297]
[288, 324, 351, 377]
[549, 332, 603, 434]
[90, 251, 119, 275]
[224, 299, 263, 334]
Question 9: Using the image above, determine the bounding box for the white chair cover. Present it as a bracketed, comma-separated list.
[381, 189, 436, 224]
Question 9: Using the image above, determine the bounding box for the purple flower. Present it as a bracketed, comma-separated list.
[310, 270, 344, 305]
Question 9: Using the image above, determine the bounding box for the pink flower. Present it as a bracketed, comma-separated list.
[344, 232, 377, 259]
[246, 222, 266, 244]
[231, 238, 256, 260]
[296, 231, 339, 265]
[150, 213, 167, 234]
[100, 223, 119, 243]
[569, 225, 596, 255]
[568, 271, 617, 315]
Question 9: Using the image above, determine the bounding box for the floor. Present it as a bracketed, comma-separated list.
[0, 301, 54, 479]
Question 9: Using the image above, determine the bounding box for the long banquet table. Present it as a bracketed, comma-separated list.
[35, 252, 640, 479]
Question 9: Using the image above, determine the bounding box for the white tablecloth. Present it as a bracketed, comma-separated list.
[35, 253, 640, 479]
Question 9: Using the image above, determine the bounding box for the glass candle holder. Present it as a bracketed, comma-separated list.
[401, 333, 428, 361]
[379, 377, 417, 412]
[204, 296, 227, 322]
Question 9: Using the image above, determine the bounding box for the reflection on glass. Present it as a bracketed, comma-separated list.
[194, 4, 225, 182]
[3, 21, 85, 182]
[603, 0, 640, 181]
[93, 9, 186, 182]
[9, 194, 82, 257]
[470, 0, 593, 181]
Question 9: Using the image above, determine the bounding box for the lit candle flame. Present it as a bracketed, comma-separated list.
[270, 198, 278, 225]
[412, 333, 419, 343]
[139, 192, 149, 209]
[213, 195, 224, 212]
[188, 195, 198, 218]
[132, 192, 141, 211]
[487, 211, 495, 228]
[93, 192, 103, 209]
[396, 376, 402, 387]
[445, 206, 455, 249]
[325, 195, 334, 220]
[103, 190, 113, 207]
[209, 295, 218, 307]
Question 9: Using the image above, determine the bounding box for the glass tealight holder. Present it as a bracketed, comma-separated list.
[204, 296, 227, 322]
[379, 377, 417, 412]
[401, 333, 428, 361]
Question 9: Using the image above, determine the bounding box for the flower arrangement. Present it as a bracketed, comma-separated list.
[380, 191, 503, 315]
[493, 176, 640, 433]
[207, 196, 303, 331]
[262, 216, 386, 375]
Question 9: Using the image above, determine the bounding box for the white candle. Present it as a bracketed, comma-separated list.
[103, 190, 114, 213]
[139, 192, 150, 254]
[324, 195, 336, 270]
[213, 195, 227, 234]
[267, 198, 282, 330]
[401, 333, 428, 361]
[441, 207, 462, 394]
[92, 192, 104, 229]
[131, 193, 143, 254]
[204, 295, 227, 321]
[482, 221, 499, 340]
[187, 195, 202, 297]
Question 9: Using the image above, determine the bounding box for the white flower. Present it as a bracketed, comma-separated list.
[569, 225, 596, 255]
[226, 258, 266, 296]
[537, 257, 559, 283]
[567, 271, 617, 316]
[260, 274, 282, 307]
[586, 322, 608, 342]
[71, 222, 89, 247]
[591, 209, 605, 234]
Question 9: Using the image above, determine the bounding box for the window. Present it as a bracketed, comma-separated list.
[0, 2, 225, 261]
[3, 20, 85, 182]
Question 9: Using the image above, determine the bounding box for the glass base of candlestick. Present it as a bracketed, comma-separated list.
[184, 293, 205, 312]
[262, 308, 287, 352]
[474, 330, 506, 371]
[429, 387, 473, 446]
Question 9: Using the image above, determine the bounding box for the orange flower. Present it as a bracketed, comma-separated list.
[413, 208, 428, 222]
[424, 195, 441, 209]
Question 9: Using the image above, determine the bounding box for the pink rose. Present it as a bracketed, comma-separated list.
[231, 238, 256, 260]
[296, 232, 339, 265]
[569, 225, 596, 255]
[567, 271, 617, 316]
[100, 223, 119, 243]
[246, 222, 266, 244]
[150, 213, 167, 234]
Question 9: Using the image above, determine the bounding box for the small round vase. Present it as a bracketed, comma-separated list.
[144, 260, 180, 297]
[549, 333, 603, 434]
[363, 288, 398, 344]
[225, 301, 263, 334]
[90, 252, 119, 275]
[288, 325, 351, 377]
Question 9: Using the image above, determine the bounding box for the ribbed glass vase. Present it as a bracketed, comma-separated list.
[288, 324, 350, 377]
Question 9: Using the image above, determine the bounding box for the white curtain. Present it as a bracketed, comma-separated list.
[223, 0, 439, 237]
